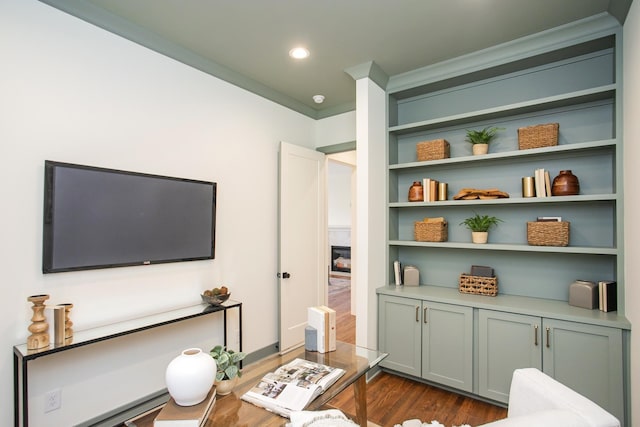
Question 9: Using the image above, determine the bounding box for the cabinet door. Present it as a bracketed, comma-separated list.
[421, 301, 473, 392]
[378, 295, 422, 376]
[543, 318, 624, 422]
[478, 310, 542, 403]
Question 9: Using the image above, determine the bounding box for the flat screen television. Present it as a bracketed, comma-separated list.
[43, 161, 216, 273]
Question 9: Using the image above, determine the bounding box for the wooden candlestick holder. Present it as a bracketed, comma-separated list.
[27, 294, 50, 350]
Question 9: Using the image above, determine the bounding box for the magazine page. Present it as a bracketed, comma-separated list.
[241, 358, 345, 417]
[273, 358, 345, 391]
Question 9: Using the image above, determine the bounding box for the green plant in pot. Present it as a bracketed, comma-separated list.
[210, 345, 246, 395]
[460, 212, 503, 244]
[465, 126, 504, 155]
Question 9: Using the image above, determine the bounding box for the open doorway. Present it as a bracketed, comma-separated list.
[327, 151, 356, 344]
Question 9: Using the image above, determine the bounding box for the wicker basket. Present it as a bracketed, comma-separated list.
[414, 221, 448, 242]
[518, 123, 559, 150]
[417, 139, 450, 161]
[459, 274, 498, 296]
[527, 221, 570, 246]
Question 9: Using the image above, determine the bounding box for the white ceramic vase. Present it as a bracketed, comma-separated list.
[165, 348, 216, 406]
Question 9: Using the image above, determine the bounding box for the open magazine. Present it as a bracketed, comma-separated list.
[241, 358, 345, 418]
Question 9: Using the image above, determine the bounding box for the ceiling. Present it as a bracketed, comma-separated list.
[40, 0, 632, 119]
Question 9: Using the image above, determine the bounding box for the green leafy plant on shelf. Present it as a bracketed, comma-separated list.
[465, 126, 505, 144]
[460, 212, 503, 232]
[210, 345, 247, 381]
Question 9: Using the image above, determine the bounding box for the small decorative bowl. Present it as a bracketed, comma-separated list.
[201, 293, 231, 306]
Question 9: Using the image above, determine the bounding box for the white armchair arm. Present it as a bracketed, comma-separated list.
[480, 368, 620, 427]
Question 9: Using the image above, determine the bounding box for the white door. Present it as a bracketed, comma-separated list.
[279, 142, 327, 353]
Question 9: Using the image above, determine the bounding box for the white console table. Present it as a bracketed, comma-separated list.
[13, 300, 242, 427]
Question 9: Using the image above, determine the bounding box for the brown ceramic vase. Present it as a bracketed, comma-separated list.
[408, 181, 424, 202]
[551, 170, 580, 196]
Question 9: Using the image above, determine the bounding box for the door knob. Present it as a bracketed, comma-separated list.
[278, 272, 291, 279]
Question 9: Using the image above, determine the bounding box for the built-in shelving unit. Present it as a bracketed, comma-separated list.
[385, 30, 623, 305]
[378, 15, 630, 425]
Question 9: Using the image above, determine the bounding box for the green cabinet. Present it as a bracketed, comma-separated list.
[378, 294, 473, 392]
[421, 301, 473, 392]
[478, 310, 542, 402]
[378, 294, 421, 376]
[478, 309, 624, 422]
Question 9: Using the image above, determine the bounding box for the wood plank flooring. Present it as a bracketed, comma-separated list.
[327, 278, 508, 427]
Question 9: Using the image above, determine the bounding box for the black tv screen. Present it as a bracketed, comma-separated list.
[43, 161, 216, 273]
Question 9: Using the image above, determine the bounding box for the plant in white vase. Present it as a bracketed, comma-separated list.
[209, 345, 246, 395]
[465, 126, 504, 155]
[460, 212, 503, 244]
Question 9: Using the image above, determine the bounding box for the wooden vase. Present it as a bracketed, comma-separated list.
[551, 170, 580, 196]
[27, 294, 50, 350]
[408, 181, 424, 202]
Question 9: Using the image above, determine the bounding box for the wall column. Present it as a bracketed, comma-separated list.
[346, 62, 387, 348]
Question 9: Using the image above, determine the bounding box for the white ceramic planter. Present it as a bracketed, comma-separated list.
[472, 231, 488, 244]
[166, 348, 216, 406]
[472, 144, 489, 155]
[215, 376, 239, 395]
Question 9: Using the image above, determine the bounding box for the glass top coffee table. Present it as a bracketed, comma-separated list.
[205, 341, 386, 427]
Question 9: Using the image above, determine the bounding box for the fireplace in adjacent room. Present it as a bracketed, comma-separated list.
[331, 245, 351, 273]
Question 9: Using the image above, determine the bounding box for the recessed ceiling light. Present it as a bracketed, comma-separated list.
[313, 95, 325, 104]
[289, 47, 310, 59]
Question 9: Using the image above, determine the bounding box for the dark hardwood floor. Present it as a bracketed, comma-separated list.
[327, 277, 508, 427]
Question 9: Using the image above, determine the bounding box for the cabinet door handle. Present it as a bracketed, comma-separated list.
[423, 307, 428, 324]
[534, 324, 539, 346]
[415, 306, 419, 322]
[546, 327, 551, 348]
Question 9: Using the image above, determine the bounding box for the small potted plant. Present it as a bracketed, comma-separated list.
[465, 126, 504, 155]
[460, 212, 503, 244]
[210, 345, 246, 395]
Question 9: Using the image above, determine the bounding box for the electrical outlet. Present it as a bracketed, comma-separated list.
[44, 388, 61, 413]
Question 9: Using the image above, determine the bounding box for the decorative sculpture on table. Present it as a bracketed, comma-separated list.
[27, 294, 50, 350]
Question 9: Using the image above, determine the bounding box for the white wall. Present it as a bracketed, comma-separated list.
[0, 1, 321, 425]
[327, 161, 353, 227]
[315, 111, 356, 148]
[623, 2, 639, 425]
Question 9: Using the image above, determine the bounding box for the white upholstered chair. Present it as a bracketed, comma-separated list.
[479, 368, 620, 427]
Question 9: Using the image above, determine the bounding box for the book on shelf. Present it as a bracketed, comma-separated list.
[394, 260, 402, 286]
[544, 170, 552, 196]
[422, 178, 439, 202]
[536, 216, 562, 222]
[241, 358, 345, 418]
[534, 168, 549, 197]
[154, 386, 216, 427]
[598, 281, 617, 312]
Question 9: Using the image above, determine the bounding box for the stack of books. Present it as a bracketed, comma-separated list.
[154, 387, 216, 427]
[307, 306, 336, 353]
[598, 281, 617, 312]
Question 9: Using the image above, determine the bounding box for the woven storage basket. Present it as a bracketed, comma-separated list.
[414, 221, 448, 242]
[518, 123, 559, 150]
[416, 139, 450, 161]
[527, 221, 570, 246]
[459, 274, 498, 296]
